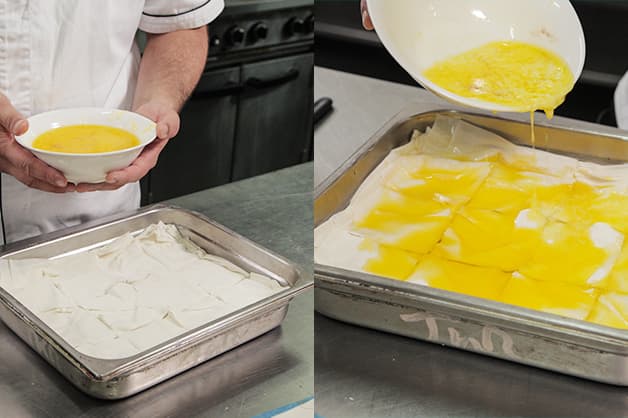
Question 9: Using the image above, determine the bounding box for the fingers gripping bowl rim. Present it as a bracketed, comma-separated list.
[365, 0, 586, 113]
[15, 107, 157, 184]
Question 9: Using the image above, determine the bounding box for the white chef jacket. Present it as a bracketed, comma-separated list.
[0, 0, 223, 244]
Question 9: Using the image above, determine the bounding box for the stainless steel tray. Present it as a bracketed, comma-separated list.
[315, 102, 628, 386]
[0, 204, 311, 399]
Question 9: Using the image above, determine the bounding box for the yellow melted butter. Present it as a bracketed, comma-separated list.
[466, 163, 571, 215]
[354, 189, 450, 253]
[588, 292, 628, 329]
[432, 206, 545, 272]
[388, 167, 485, 204]
[423, 41, 574, 115]
[33, 124, 140, 154]
[502, 273, 598, 320]
[424, 41, 574, 152]
[384, 157, 491, 206]
[409, 255, 510, 301]
[355, 156, 628, 329]
[519, 221, 610, 287]
[361, 240, 420, 280]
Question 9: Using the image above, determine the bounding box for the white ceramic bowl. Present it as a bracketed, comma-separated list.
[366, 0, 586, 112]
[16, 108, 156, 184]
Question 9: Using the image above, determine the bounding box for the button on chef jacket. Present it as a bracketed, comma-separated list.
[0, 0, 224, 244]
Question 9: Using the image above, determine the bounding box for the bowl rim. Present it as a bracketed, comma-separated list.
[16, 107, 157, 157]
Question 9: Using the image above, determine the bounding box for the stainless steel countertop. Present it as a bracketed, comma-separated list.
[314, 67, 435, 186]
[313, 67, 628, 418]
[0, 163, 313, 418]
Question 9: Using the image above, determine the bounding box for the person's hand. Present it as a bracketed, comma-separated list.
[0, 94, 73, 193]
[74, 101, 180, 193]
[361, 0, 374, 30]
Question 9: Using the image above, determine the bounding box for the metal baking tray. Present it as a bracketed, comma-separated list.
[315, 102, 628, 386]
[0, 204, 311, 399]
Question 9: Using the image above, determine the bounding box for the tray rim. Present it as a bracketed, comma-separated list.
[0, 204, 313, 381]
[314, 102, 628, 352]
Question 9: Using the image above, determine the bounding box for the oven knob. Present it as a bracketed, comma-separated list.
[304, 14, 314, 34]
[226, 26, 246, 46]
[209, 35, 222, 48]
[250, 22, 269, 43]
[285, 17, 305, 37]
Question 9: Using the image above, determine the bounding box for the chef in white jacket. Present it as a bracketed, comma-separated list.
[0, 0, 224, 243]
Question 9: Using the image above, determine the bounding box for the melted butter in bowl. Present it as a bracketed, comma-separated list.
[15, 108, 156, 183]
[423, 41, 575, 117]
[32, 125, 141, 154]
[365, 0, 585, 114]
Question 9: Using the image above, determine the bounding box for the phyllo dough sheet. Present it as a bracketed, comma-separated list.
[0, 222, 284, 359]
[315, 116, 628, 329]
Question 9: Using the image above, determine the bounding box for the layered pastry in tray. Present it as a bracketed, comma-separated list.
[315, 116, 628, 329]
[0, 222, 284, 359]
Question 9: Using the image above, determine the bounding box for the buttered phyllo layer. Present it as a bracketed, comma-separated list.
[315, 116, 628, 329]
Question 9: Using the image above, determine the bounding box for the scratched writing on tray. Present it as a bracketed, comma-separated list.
[400, 311, 520, 359]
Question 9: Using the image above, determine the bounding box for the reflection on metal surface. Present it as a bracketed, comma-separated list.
[316, 313, 628, 418]
[104, 329, 296, 418]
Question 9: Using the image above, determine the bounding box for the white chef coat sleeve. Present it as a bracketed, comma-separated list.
[140, 0, 225, 34]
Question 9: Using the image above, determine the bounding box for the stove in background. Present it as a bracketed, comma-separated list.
[145, 0, 314, 203]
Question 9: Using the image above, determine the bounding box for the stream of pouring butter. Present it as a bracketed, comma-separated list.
[424, 41, 572, 212]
